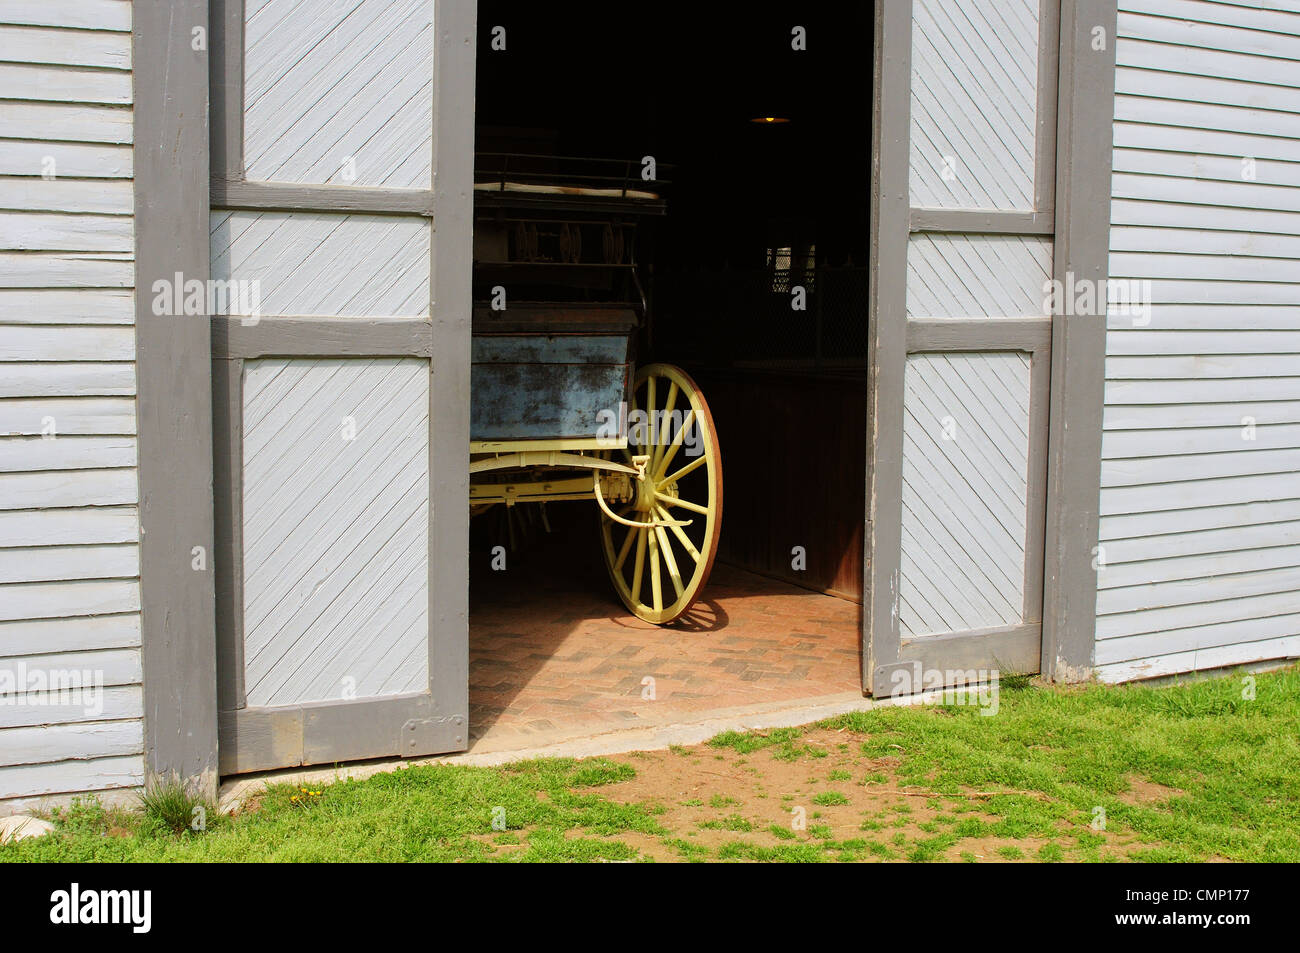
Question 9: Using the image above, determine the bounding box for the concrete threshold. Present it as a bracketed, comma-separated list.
[217, 684, 979, 814]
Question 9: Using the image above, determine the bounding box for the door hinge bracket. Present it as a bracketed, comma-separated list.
[401, 714, 468, 757]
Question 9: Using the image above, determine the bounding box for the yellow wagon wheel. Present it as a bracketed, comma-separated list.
[599, 363, 722, 624]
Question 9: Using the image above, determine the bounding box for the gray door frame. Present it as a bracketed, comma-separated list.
[863, 0, 1117, 693]
[135, 0, 477, 785]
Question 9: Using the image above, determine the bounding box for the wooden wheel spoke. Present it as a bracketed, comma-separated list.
[614, 520, 638, 572]
[654, 519, 685, 599]
[651, 381, 679, 474]
[647, 521, 663, 611]
[656, 503, 700, 563]
[655, 408, 696, 480]
[630, 526, 647, 602]
[664, 453, 707, 486]
[656, 490, 709, 515]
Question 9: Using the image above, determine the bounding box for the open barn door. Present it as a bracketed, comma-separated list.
[866, 0, 1059, 696]
[209, 0, 475, 773]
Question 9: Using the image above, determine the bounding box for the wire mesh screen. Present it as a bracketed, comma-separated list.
[654, 267, 869, 368]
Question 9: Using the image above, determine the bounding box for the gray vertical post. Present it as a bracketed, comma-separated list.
[1040, 0, 1118, 682]
[133, 0, 219, 796]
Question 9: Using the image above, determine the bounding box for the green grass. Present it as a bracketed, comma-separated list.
[5, 665, 1298, 862]
[699, 813, 753, 832]
[138, 776, 216, 836]
[1, 757, 662, 863]
[818, 665, 1300, 862]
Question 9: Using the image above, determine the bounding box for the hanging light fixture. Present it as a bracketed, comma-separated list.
[749, 115, 791, 124]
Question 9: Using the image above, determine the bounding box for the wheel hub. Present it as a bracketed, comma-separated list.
[633, 472, 657, 513]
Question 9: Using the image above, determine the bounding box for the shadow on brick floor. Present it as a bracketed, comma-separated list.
[469, 502, 862, 749]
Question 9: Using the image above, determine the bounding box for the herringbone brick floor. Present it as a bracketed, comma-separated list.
[468, 508, 861, 748]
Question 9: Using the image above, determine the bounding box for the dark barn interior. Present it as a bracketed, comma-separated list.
[466, 1, 874, 744]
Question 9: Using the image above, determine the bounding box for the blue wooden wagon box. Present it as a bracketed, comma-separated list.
[470, 305, 636, 443]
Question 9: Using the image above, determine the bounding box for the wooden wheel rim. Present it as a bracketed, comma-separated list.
[599, 363, 723, 624]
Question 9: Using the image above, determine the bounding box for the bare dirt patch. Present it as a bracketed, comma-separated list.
[1117, 775, 1183, 807]
[578, 728, 1130, 862]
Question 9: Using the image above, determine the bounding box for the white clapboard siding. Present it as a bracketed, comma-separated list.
[0, 398, 137, 435]
[1120, 9, 1300, 61]
[1106, 378, 1300, 404]
[0, 325, 135, 361]
[0, 14, 143, 808]
[1101, 473, 1300, 517]
[1104, 518, 1300, 564]
[898, 353, 1032, 637]
[0, 720, 142, 767]
[0, 212, 134, 250]
[0, 25, 131, 70]
[1106, 355, 1300, 382]
[0, 363, 135, 398]
[1118, 39, 1300, 91]
[1104, 424, 1300, 459]
[210, 211, 431, 316]
[1115, 95, 1300, 139]
[1098, 587, 1300, 640]
[1114, 68, 1300, 116]
[0, 289, 134, 324]
[1102, 498, 1300, 542]
[0, 647, 140, 687]
[1113, 150, 1300, 193]
[0, 469, 137, 510]
[0, 102, 133, 144]
[0, 506, 139, 547]
[1124, 0, 1300, 36]
[907, 235, 1052, 318]
[1113, 198, 1300, 238]
[0, 178, 132, 214]
[0, 435, 136, 471]
[243, 0, 432, 188]
[0, 63, 131, 104]
[1104, 400, 1300, 429]
[0, 757, 143, 801]
[1103, 448, 1300, 486]
[909, 0, 1040, 209]
[1097, 3, 1300, 680]
[1114, 173, 1300, 214]
[0, 685, 140, 731]
[0, 543, 138, 584]
[1096, 636, 1300, 682]
[0, 613, 140, 657]
[0, 142, 132, 180]
[1098, 610, 1300, 663]
[0, 252, 133, 288]
[1115, 121, 1300, 164]
[1108, 304, 1300, 330]
[241, 357, 430, 707]
[0, 1, 132, 33]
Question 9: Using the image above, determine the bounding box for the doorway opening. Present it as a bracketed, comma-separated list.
[467, 1, 875, 751]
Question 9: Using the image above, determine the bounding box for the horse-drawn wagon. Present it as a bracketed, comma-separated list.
[468, 154, 722, 624]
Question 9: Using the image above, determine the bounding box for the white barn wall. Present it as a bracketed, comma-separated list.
[1097, 0, 1300, 682]
[0, 0, 144, 811]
